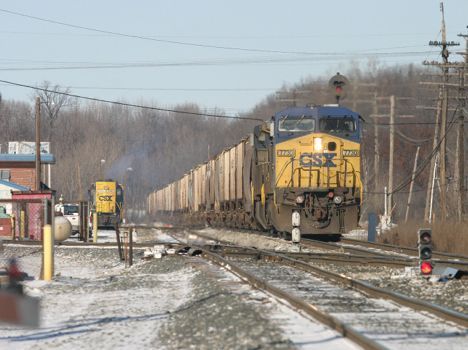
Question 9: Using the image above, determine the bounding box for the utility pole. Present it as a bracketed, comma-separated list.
[424, 92, 442, 222]
[438, 2, 449, 221]
[455, 29, 467, 221]
[388, 95, 395, 214]
[35, 97, 41, 192]
[424, 2, 459, 220]
[405, 146, 420, 222]
[373, 93, 380, 191]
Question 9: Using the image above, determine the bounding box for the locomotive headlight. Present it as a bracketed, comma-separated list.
[314, 137, 323, 152]
[333, 195, 343, 205]
[296, 195, 305, 204]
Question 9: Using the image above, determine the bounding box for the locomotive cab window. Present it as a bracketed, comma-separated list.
[319, 117, 356, 133]
[278, 115, 315, 132]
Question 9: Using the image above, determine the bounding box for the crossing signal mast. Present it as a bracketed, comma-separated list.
[418, 229, 433, 276]
[328, 73, 349, 104]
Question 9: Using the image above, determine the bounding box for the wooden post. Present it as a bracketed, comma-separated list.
[373, 93, 380, 191]
[388, 95, 395, 217]
[424, 92, 442, 222]
[35, 97, 41, 192]
[92, 212, 98, 243]
[405, 147, 420, 222]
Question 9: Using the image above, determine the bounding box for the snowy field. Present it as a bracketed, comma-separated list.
[0, 230, 360, 350]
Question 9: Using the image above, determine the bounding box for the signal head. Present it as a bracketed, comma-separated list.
[420, 247, 432, 260]
[418, 229, 432, 244]
[420, 261, 433, 275]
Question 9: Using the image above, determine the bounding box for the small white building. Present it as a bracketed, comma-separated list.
[0, 179, 30, 215]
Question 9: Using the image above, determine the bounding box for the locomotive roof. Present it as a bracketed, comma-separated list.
[274, 105, 359, 118]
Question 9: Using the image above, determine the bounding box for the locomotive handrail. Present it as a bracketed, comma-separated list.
[277, 156, 358, 189]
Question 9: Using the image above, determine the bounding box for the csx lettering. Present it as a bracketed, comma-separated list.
[99, 195, 113, 201]
[299, 153, 337, 167]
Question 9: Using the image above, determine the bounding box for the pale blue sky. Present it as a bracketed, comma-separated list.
[0, 0, 466, 114]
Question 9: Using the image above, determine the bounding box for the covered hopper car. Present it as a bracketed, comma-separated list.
[148, 104, 362, 240]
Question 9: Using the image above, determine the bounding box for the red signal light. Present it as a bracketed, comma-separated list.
[420, 261, 433, 275]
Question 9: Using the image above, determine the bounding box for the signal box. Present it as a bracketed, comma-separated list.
[417, 228, 433, 275]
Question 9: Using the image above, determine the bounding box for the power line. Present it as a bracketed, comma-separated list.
[64, 86, 275, 92]
[0, 8, 434, 57]
[0, 78, 264, 122]
[390, 107, 459, 195]
[0, 52, 436, 72]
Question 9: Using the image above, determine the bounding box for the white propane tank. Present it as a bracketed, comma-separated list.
[54, 216, 72, 242]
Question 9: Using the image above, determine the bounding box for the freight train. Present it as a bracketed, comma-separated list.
[89, 180, 124, 229]
[147, 104, 362, 240]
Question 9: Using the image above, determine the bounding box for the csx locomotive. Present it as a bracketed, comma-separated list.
[148, 104, 362, 240]
[89, 180, 124, 229]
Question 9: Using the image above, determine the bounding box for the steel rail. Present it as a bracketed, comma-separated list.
[340, 237, 468, 262]
[256, 250, 468, 328]
[207, 245, 413, 267]
[303, 238, 468, 270]
[200, 248, 387, 350]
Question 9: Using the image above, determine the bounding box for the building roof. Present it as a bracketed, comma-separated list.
[0, 179, 30, 191]
[0, 153, 55, 164]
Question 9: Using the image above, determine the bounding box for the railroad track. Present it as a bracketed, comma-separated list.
[340, 237, 468, 261]
[199, 245, 468, 349]
[3, 228, 467, 348]
[302, 237, 468, 271]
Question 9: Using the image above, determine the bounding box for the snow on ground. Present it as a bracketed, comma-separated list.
[0, 228, 363, 350]
[0, 247, 194, 350]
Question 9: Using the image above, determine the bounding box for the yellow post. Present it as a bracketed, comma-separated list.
[20, 210, 25, 240]
[93, 212, 98, 243]
[43, 224, 54, 281]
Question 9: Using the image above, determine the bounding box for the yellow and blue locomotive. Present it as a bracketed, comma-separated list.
[148, 104, 362, 240]
[89, 180, 124, 229]
[252, 105, 362, 239]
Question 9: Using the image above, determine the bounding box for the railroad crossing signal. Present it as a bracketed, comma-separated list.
[328, 73, 350, 104]
[418, 228, 433, 275]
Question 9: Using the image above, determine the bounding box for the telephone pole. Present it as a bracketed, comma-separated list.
[455, 29, 467, 221]
[35, 97, 41, 192]
[424, 2, 459, 220]
[388, 95, 395, 214]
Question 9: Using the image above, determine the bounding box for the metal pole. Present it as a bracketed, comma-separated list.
[42, 224, 54, 281]
[35, 97, 41, 192]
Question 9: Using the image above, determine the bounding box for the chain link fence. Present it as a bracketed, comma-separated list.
[0, 199, 52, 240]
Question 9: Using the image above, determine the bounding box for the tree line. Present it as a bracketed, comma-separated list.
[0, 61, 465, 222]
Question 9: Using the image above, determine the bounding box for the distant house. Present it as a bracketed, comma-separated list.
[0, 153, 55, 191]
[0, 179, 29, 215]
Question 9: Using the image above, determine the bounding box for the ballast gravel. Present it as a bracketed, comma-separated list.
[193, 227, 468, 315]
[0, 244, 294, 349]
